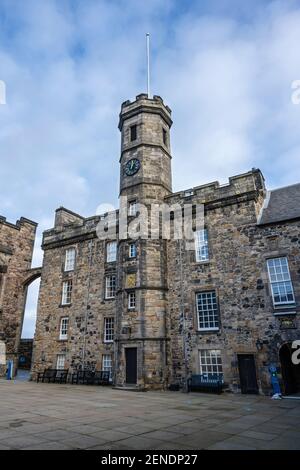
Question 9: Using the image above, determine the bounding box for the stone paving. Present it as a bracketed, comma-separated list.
[0, 380, 300, 450]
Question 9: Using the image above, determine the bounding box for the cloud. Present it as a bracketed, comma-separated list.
[1, 0, 300, 336]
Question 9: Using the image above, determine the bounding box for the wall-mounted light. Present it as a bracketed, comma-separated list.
[256, 339, 264, 351]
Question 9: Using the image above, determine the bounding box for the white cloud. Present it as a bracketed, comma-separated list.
[1, 0, 300, 336]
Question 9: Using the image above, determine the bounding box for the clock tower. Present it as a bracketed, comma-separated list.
[115, 93, 173, 389]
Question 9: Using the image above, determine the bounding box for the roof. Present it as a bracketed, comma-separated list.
[258, 183, 300, 225]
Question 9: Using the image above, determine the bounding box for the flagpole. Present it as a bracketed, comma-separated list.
[146, 33, 151, 98]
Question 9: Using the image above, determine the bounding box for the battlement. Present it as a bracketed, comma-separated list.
[165, 169, 265, 205]
[43, 207, 119, 248]
[119, 93, 172, 130]
[0, 215, 37, 231]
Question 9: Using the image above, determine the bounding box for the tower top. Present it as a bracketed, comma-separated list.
[118, 94, 172, 131]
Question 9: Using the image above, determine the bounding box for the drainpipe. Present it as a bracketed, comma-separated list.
[179, 239, 188, 392]
[82, 239, 93, 369]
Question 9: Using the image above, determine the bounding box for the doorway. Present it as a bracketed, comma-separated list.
[238, 354, 259, 394]
[125, 348, 137, 384]
[279, 343, 300, 395]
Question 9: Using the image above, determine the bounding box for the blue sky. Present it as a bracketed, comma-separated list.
[0, 0, 300, 337]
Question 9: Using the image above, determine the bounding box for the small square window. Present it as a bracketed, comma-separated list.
[162, 128, 167, 145]
[59, 317, 69, 340]
[105, 275, 116, 299]
[129, 243, 137, 258]
[107, 241, 117, 262]
[130, 125, 137, 141]
[64, 248, 76, 272]
[129, 201, 137, 216]
[104, 317, 114, 343]
[56, 354, 66, 370]
[128, 292, 136, 310]
[62, 280, 72, 305]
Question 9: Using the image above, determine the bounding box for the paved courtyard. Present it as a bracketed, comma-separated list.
[0, 380, 300, 450]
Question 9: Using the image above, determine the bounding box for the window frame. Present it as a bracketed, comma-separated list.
[104, 317, 114, 343]
[56, 354, 66, 370]
[196, 290, 219, 331]
[267, 257, 295, 306]
[128, 291, 136, 310]
[61, 280, 72, 306]
[199, 349, 223, 380]
[64, 247, 76, 272]
[194, 229, 209, 262]
[59, 317, 69, 340]
[105, 275, 116, 299]
[106, 241, 117, 263]
[130, 124, 137, 142]
[129, 243, 137, 258]
[128, 200, 137, 217]
[102, 354, 113, 380]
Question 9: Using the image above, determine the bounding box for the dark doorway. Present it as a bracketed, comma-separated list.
[279, 343, 300, 395]
[238, 354, 259, 394]
[125, 348, 137, 384]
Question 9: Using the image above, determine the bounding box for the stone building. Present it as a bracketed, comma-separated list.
[31, 93, 300, 394]
[0, 216, 38, 376]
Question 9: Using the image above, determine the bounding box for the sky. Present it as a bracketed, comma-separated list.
[0, 0, 300, 337]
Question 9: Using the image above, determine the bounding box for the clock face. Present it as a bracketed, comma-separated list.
[125, 158, 140, 176]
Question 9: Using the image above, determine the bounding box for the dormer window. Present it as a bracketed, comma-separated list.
[130, 125, 137, 142]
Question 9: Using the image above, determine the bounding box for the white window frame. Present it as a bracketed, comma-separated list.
[128, 291, 136, 310]
[102, 354, 112, 380]
[105, 275, 116, 299]
[267, 257, 295, 306]
[196, 291, 219, 331]
[194, 229, 209, 262]
[104, 317, 114, 343]
[64, 247, 76, 272]
[129, 200, 137, 216]
[106, 241, 117, 263]
[56, 354, 66, 370]
[129, 243, 136, 258]
[59, 317, 69, 340]
[199, 349, 223, 379]
[62, 280, 72, 305]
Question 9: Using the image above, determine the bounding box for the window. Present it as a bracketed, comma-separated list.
[129, 243, 136, 258]
[56, 354, 66, 370]
[129, 200, 137, 216]
[196, 291, 219, 331]
[162, 128, 167, 145]
[105, 275, 116, 299]
[104, 317, 114, 343]
[199, 350, 223, 379]
[107, 241, 117, 262]
[59, 317, 69, 340]
[130, 124, 137, 141]
[102, 354, 112, 380]
[267, 257, 295, 306]
[64, 248, 76, 271]
[195, 229, 209, 262]
[62, 280, 72, 305]
[128, 292, 136, 310]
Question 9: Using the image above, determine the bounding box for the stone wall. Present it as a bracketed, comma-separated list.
[0, 216, 37, 375]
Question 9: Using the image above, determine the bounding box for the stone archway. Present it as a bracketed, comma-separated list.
[15, 267, 42, 376]
[279, 342, 300, 395]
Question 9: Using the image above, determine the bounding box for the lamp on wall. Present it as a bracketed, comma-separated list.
[256, 339, 264, 351]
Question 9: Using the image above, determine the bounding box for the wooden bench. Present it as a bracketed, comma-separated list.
[188, 374, 224, 394]
[37, 368, 68, 384]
